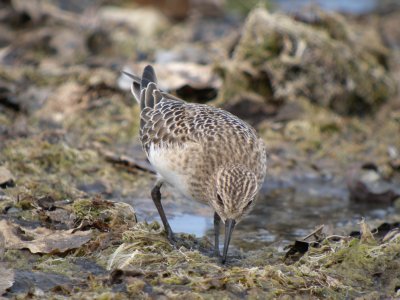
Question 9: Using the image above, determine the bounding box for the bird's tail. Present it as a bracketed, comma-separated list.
[122, 65, 160, 111]
[141, 65, 157, 90]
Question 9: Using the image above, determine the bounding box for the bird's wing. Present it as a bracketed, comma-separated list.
[123, 66, 258, 156]
[140, 93, 258, 155]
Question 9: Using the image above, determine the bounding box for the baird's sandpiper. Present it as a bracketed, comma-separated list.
[123, 65, 267, 263]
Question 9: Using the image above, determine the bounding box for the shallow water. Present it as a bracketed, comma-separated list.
[272, 0, 376, 14]
[131, 173, 397, 252]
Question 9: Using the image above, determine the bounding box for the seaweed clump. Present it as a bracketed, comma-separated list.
[217, 8, 396, 116]
[101, 220, 400, 299]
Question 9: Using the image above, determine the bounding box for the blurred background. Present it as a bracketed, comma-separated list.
[1, 0, 400, 251]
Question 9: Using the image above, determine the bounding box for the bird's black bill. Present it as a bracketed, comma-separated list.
[222, 219, 236, 264]
[121, 71, 140, 82]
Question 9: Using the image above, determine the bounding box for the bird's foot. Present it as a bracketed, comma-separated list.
[166, 230, 177, 245]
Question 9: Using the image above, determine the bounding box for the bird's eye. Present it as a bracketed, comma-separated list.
[217, 194, 223, 206]
[244, 200, 253, 210]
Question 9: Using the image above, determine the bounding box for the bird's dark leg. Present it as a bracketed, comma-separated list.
[151, 181, 176, 243]
[214, 212, 221, 257]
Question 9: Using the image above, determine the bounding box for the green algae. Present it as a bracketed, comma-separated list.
[1, 134, 149, 208]
[35, 256, 81, 278]
[73, 197, 137, 231]
[73, 198, 112, 223]
[3, 250, 39, 271]
[2, 138, 94, 208]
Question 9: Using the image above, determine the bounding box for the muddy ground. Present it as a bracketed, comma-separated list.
[1, 1, 400, 299]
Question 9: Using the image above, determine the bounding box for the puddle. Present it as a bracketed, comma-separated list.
[128, 173, 397, 252]
[130, 195, 213, 237]
[233, 175, 397, 251]
[168, 214, 211, 237]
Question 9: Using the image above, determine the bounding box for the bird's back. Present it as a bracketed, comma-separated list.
[126, 66, 267, 201]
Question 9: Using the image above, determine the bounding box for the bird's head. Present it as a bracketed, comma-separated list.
[211, 165, 259, 263]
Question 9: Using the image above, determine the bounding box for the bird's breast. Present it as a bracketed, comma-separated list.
[147, 143, 205, 202]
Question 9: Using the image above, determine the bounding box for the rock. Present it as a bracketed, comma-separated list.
[36, 195, 56, 211]
[134, 0, 190, 20]
[348, 174, 399, 205]
[155, 45, 211, 65]
[36, 81, 85, 123]
[221, 92, 278, 126]
[98, 6, 170, 38]
[49, 28, 87, 64]
[77, 181, 112, 195]
[0, 27, 12, 48]
[9, 270, 72, 294]
[0, 231, 4, 260]
[134, 0, 225, 19]
[0, 29, 55, 66]
[122, 62, 221, 103]
[217, 8, 396, 116]
[10, 0, 45, 23]
[0, 264, 14, 296]
[86, 29, 112, 55]
[0, 219, 93, 254]
[15, 86, 51, 114]
[0, 166, 15, 189]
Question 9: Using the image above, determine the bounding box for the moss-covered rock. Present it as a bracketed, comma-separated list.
[217, 8, 396, 115]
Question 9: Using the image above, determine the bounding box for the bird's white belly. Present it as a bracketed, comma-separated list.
[148, 144, 193, 199]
